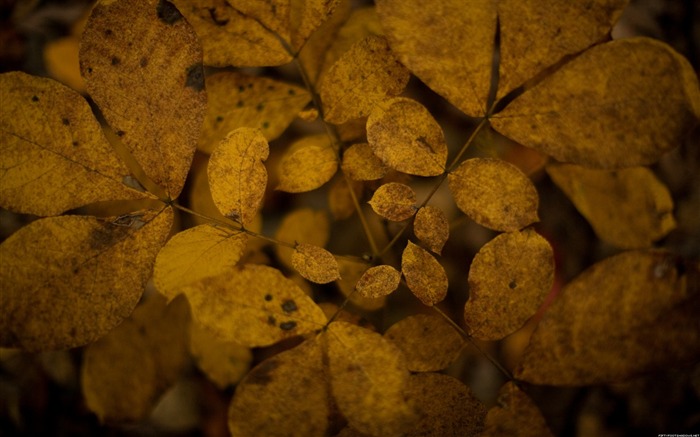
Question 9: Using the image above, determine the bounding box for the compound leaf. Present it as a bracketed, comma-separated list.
[368, 182, 416, 221]
[355, 265, 401, 299]
[277, 134, 338, 193]
[341, 142, 388, 181]
[401, 241, 448, 306]
[292, 243, 341, 284]
[414, 206, 449, 254]
[481, 382, 554, 437]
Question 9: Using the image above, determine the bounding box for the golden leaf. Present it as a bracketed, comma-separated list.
[198, 72, 309, 153]
[516, 250, 700, 385]
[291, 243, 341, 284]
[328, 177, 363, 220]
[464, 229, 554, 341]
[326, 321, 416, 436]
[414, 206, 449, 254]
[401, 241, 448, 306]
[189, 322, 252, 389]
[546, 164, 676, 249]
[355, 265, 401, 299]
[384, 314, 463, 372]
[320, 35, 409, 124]
[275, 208, 330, 270]
[481, 382, 554, 437]
[0, 208, 173, 351]
[368, 182, 417, 221]
[80, 0, 206, 198]
[153, 224, 248, 301]
[367, 97, 448, 176]
[44, 36, 85, 93]
[182, 264, 327, 347]
[230, 337, 329, 436]
[208, 128, 269, 225]
[0, 72, 146, 216]
[277, 134, 338, 193]
[337, 259, 387, 311]
[492, 38, 700, 168]
[376, 0, 496, 117]
[448, 158, 539, 232]
[341, 142, 389, 181]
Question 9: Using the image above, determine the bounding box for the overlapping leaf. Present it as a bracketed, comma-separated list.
[401, 241, 448, 306]
[337, 259, 387, 311]
[368, 182, 416, 221]
[277, 134, 338, 193]
[481, 382, 554, 437]
[341, 142, 389, 181]
[414, 206, 449, 254]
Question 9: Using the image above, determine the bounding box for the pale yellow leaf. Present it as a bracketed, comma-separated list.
[368, 182, 416, 221]
[401, 241, 448, 306]
[341, 142, 389, 181]
[277, 134, 338, 193]
[414, 206, 449, 254]
[291, 243, 341, 284]
[189, 322, 252, 389]
[481, 382, 554, 437]
[275, 208, 330, 270]
[355, 265, 401, 299]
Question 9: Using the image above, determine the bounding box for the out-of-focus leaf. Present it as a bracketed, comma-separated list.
[384, 314, 463, 372]
[464, 229, 554, 341]
[337, 259, 387, 311]
[0, 208, 172, 351]
[209, 128, 269, 225]
[0, 72, 146, 216]
[326, 322, 416, 436]
[189, 321, 252, 389]
[198, 72, 309, 153]
[80, 0, 206, 198]
[492, 38, 700, 168]
[448, 158, 539, 232]
[275, 208, 330, 270]
[292, 243, 341, 284]
[517, 250, 700, 385]
[547, 164, 676, 249]
[341, 142, 389, 181]
[277, 134, 338, 193]
[355, 265, 401, 299]
[328, 177, 363, 220]
[401, 241, 448, 306]
[368, 182, 416, 221]
[367, 98, 448, 176]
[481, 382, 554, 437]
[414, 206, 449, 254]
[44, 37, 85, 93]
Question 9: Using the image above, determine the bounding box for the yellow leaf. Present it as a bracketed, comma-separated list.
[328, 177, 363, 220]
[44, 36, 85, 93]
[384, 314, 463, 372]
[414, 206, 449, 254]
[448, 158, 539, 232]
[320, 35, 409, 124]
[546, 164, 676, 249]
[355, 265, 401, 299]
[368, 182, 417, 221]
[292, 243, 341, 284]
[208, 128, 269, 225]
[275, 208, 330, 270]
[341, 142, 389, 181]
[229, 337, 329, 436]
[0, 208, 173, 351]
[464, 229, 554, 341]
[276, 134, 338, 193]
[376, 0, 496, 117]
[337, 259, 387, 311]
[406, 373, 487, 437]
[182, 264, 327, 347]
[401, 241, 448, 306]
[153, 224, 248, 301]
[367, 97, 448, 176]
[481, 381, 554, 437]
[80, 0, 206, 198]
[492, 38, 700, 168]
[189, 321, 252, 389]
[198, 72, 310, 153]
[516, 250, 700, 385]
[0, 72, 146, 216]
[326, 321, 416, 436]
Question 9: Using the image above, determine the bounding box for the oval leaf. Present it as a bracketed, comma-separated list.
[275, 208, 330, 270]
[414, 206, 449, 254]
[337, 259, 387, 311]
[482, 382, 554, 437]
[277, 134, 338, 193]
[401, 241, 448, 306]
[368, 182, 416, 221]
[291, 243, 341, 284]
[341, 142, 389, 181]
[355, 265, 401, 299]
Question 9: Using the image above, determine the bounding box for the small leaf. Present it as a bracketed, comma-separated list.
[414, 206, 449, 254]
[229, 338, 329, 436]
[292, 243, 341, 284]
[401, 241, 448, 306]
[341, 142, 389, 181]
[464, 229, 554, 341]
[384, 314, 463, 372]
[275, 208, 330, 270]
[0, 208, 173, 351]
[355, 265, 401, 299]
[337, 259, 387, 311]
[546, 164, 676, 249]
[368, 182, 417, 221]
[367, 97, 448, 176]
[80, 0, 206, 198]
[320, 35, 409, 124]
[448, 158, 539, 232]
[481, 382, 554, 437]
[208, 127, 269, 225]
[277, 134, 338, 193]
[189, 321, 252, 389]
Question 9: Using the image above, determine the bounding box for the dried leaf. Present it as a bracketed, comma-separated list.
[464, 229, 554, 341]
[326, 321, 416, 436]
[401, 241, 448, 306]
[448, 158, 539, 232]
[547, 164, 676, 249]
[355, 265, 401, 299]
[209, 128, 269, 225]
[337, 259, 387, 311]
[153, 224, 248, 301]
[320, 35, 409, 124]
[367, 98, 448, 176]
[414, 206, 449, 254]
[384, 314, 463, 372]
[341, 142, 389, 181]
[44, 36, 85, 93]
[0, 208, 172, 351]
[0, 72, 146, 216]
[80, 0, 206, 198]
[376, 0, 496, 117]
[517, 250, 700, 385]
[329, 177, 363, 220]
[198, 72, 310, 153]
[275, 208, 330, 270]
[481, 382, 554, 437]
[277, 134, 338, 193]
[492, 38, 700, 168]
[368, 182, 416, 221]
[292, 243, 341, 284]
[189, 322, 252, 389]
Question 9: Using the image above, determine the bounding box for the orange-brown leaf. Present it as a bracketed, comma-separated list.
[291, 243, 341, 284]
[341, 142, 389, 181]
[414, 206, 449, 254]
[355, 265, 401, 299]
[277, 134, 338, 193]
[401, 241, 448, 306]
[368, 182, 416, 221]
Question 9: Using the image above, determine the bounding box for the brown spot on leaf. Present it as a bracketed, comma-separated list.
[509, 280, 517, 289]
[140, 57, 148, 68]
[267, 315, 277, 326]
[88, 224, 129, 251]
[264, 294, 272, 301]
[279, 321, 297, 331]
[207, 7, 229, 26]
[281, 300, 298, 313]
[62, 118, 70, 125]
[111, 56, 120, 66]
[31, 96, 39, 102]
[116, 130, 125, 137]
[185, 64, 205, 92]
[156, 0, 183, 25]
[246, 359, 279, 386]
[104, 29, 113, 37]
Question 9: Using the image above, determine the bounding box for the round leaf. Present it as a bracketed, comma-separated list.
[368, 182, 417, 221]
[401, 241, 448, 306]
